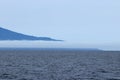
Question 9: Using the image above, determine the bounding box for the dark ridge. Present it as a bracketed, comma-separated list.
[0, 27, 62, 41]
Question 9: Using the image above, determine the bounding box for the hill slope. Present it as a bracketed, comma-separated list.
[0, 27, 60, 41]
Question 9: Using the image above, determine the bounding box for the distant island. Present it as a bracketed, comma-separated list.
[0, 27, 62, 41]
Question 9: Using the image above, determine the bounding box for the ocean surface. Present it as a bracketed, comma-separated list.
[0, 49, 120, 80]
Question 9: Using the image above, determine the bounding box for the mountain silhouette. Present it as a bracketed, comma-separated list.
[0, 27, 61, 41]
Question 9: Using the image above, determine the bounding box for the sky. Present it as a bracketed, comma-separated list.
[0, 0, 120, 50]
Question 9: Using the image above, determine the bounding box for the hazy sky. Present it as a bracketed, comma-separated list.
[0, 0, 120, 50]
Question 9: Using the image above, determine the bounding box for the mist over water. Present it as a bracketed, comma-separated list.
[0, 41, 119, 50]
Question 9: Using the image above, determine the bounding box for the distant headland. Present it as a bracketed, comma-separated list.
[0, 27, 62, 41]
